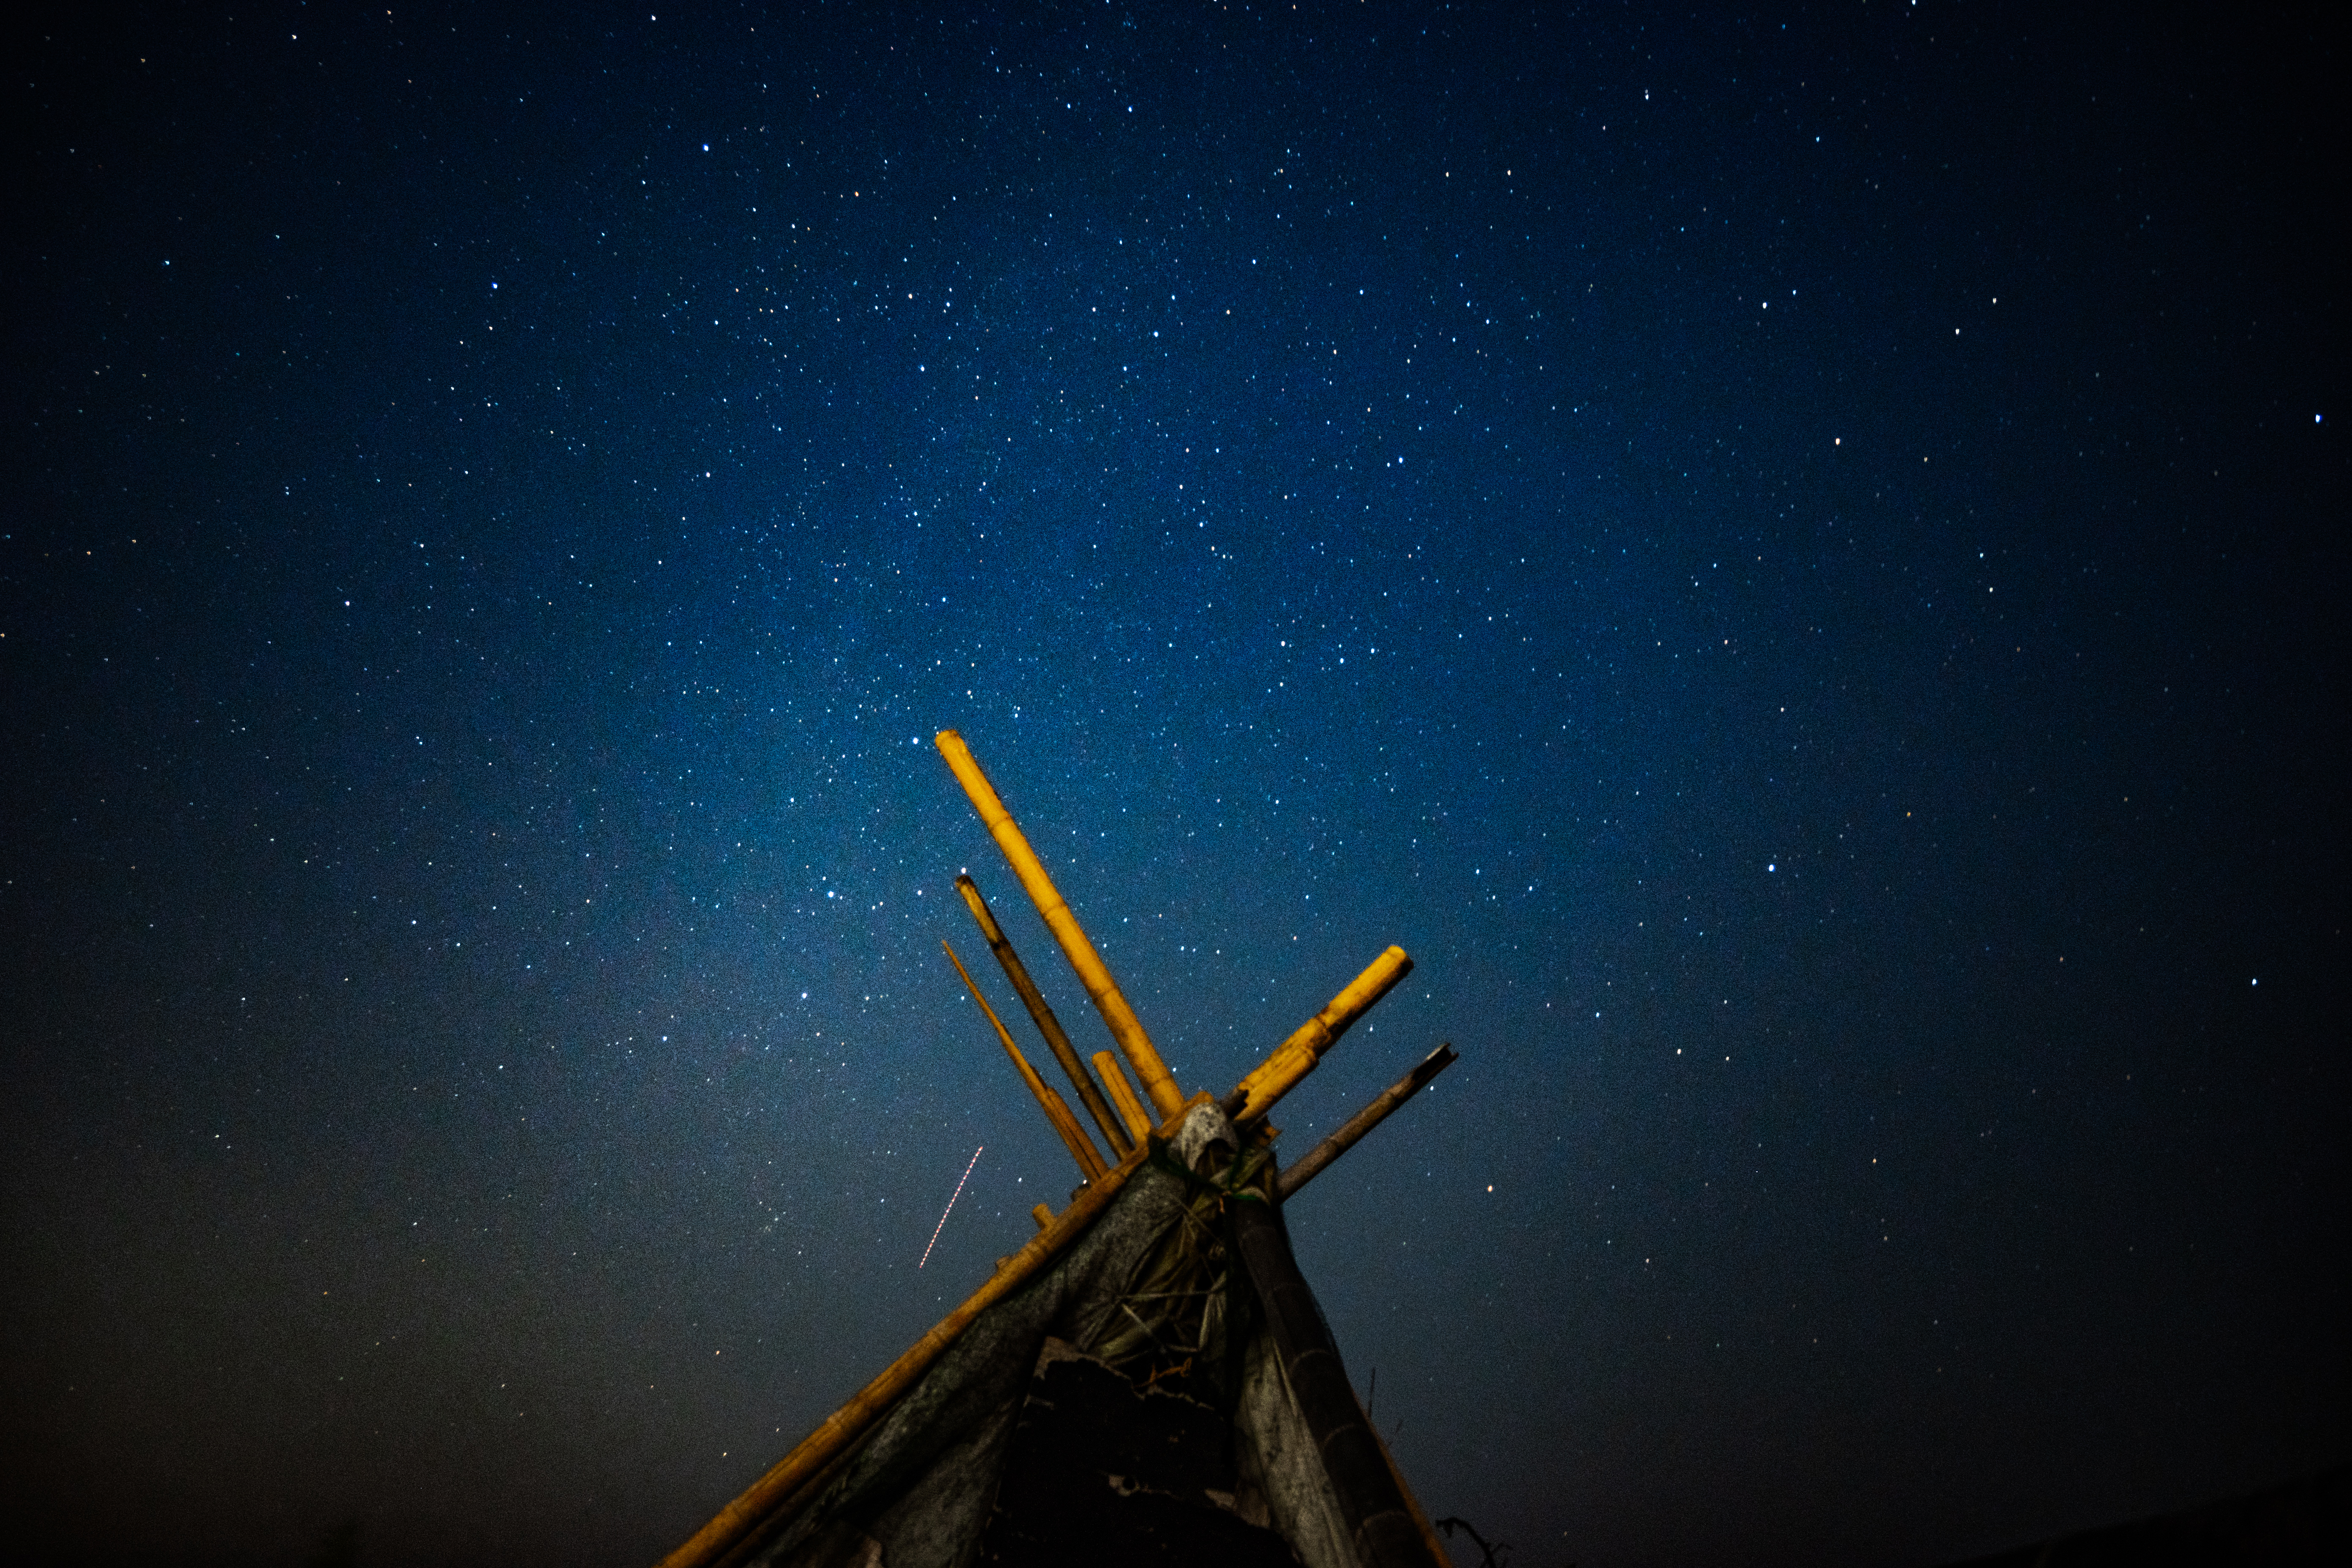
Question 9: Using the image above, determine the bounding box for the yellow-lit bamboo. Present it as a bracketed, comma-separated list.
[942, 941, 1108, 1182]
[953, 873, 1133, 1158]
[655, 1097, 1207, 1568]
[934, 730, 1185, 1120]
[1094, 1049, 1154, 1144]
[1228, 945, 1415, 1123]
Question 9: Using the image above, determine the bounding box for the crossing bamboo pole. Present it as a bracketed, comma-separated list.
[1224, 945, 1415, 1124]
[1093, 1050, 1154, 1145]
[934, 730, 1184, 1120]
[941, 941, 1107, 1182]
[1274, 1042, 1458, 1202]
[953, 873, 1133, 1158]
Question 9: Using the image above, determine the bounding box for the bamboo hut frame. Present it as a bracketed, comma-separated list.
[655, 730, 1457, 1568]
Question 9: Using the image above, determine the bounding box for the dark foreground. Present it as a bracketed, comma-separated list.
[1950, 1464, 2349, 1568]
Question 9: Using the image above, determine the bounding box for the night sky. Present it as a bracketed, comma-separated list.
[6, 3, 2344, 1565]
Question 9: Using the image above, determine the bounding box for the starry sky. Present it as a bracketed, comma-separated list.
[5, 3, 2344, 1565]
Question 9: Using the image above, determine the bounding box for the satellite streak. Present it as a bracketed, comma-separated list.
[919, 1145, 984, 1269]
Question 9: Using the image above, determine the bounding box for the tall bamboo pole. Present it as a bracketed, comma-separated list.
[952, 873, 1132, 1157]
[933, 730, 1184, 1119]
[940, 941, 1107, 1182]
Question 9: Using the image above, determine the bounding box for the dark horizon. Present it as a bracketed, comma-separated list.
[5, 3, 2343, 1565]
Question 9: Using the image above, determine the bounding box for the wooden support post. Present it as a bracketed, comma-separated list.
[953, 873, 1133, 1158]
[941, 941, 1107, 1182]
[1092, 1050, 1154, 1144]
[1225, 946, 1415, 1123]
[934, 730, 1185, 1120]
[1275, 1043, 1458, 1203]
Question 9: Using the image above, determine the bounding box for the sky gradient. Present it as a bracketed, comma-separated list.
[6, 3, 2344, 1565]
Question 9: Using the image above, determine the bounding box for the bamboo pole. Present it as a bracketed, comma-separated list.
[1225, 945, 1415, 1123]
[654, 1093, 1211, 1568]
[1228, 1168, 1445, 1568]
[953, 873, 1133, 1158]
[1093, 1050, 1154, 1144]
[934, 730, 1185, 1120]
[941, 941, 1107, 1183]
[1274, 1043, 1457, 1203]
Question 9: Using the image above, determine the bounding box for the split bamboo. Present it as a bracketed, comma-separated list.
[941, 941, 1107, 1182]
[1093, 1049, 1154, 1144]
[1226, 945, 1415, 1123]
[953, 873, 1133, 1158]
[934, 730, 1185, 1120]
[1275, 1043, 1458, 1202]
[654, 1093, 1212, 1568]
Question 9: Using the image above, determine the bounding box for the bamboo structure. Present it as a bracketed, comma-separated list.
[1225, 945, 1416, 1123]
[1230, 1187, 1430, 1566]
[940, 940, 1108, 1183]
[658, 732, 1458, 1568]
[1092, 1050, 1154, 1144]
[934, 729, 1185, 1120]
[1276, 1043, 1459, 1202]
[952, 873, 1132, 1157]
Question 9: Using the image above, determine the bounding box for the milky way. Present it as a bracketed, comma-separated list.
[5, 5, 2342, 1565]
